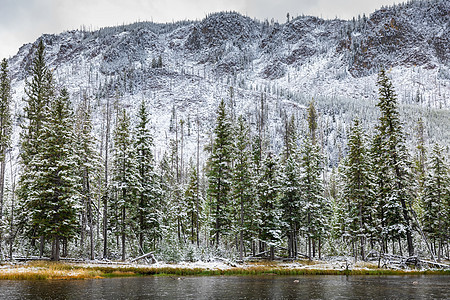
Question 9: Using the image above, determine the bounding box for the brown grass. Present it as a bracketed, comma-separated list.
[0, 261, 448, 280]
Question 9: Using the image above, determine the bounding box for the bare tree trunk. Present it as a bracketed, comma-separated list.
[103, 97, 110, 259]
[239, 194, 244, 261]
[196, 114, 200, 247]
[308, 236, 311, 260]
[8, 153, 15, 260]
[121, 189, 126, 261]
[87, 174, 94, 260]
[51, 236, 60, 261]
[0, 159, 5, 255]
[39, 236, 44, 258]
[318, 238, 321, 260]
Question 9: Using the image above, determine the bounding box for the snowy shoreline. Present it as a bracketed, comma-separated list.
[1, 259, 448, 280]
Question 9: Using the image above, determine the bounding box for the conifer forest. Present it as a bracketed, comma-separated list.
[0, 3, 449, 265]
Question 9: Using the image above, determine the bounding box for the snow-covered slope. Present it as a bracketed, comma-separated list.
[6, 0, 450, 167]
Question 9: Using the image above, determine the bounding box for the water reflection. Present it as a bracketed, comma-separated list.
[0, 275, 448, 299]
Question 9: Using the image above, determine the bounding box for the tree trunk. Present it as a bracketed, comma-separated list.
[293, 224, 298, 258]
[438, 239, 442, 263]
[318, 237, 321, 260]
[196, 114, 200, 247]
[121, 189, 126, 261]
[308, 236, 311, 260]
[239, 194, 244, 261]
[270, 245, 274, 261]
[103, 97, 110, 259]
[312, 238, 316, 258]
[0, 160, 5, 254]
[51, 236, 60, 261]
[39, 236, 44, 258]
[87, 176, 94, 260]
[139, 191, 144, 252]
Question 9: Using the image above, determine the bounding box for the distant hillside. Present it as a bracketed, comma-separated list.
[6, 0, 450, 167]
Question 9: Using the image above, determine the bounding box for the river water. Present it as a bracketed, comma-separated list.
[0, 275, 448, 299]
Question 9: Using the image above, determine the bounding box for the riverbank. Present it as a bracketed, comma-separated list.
[0, 260, 448, 280]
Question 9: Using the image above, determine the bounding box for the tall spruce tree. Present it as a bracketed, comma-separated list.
[134, 99, 161, 252]
[231, 115, 253, 260]
[207, 99, 233, 247]
[74, 95, 102, 260]
[341, 118, 374, 260]
[280, 115, 301, 258]
[0, 59, 12, 254]
[257, 152, 282, 260]
[17, 40, 55, 256]
[111, 108, 137, 260]
[300, 137, 329, 259]
[300, 101, 330, 259]
[29, 88, 78, 260]
[373, 68, 414, 256]
[421, 143, 450, 262]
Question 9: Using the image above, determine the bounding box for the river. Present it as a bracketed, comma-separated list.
[0, 275, 448, 299]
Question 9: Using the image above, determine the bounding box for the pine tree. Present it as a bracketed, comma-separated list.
[341, 118, 373, 260]
[280, 115, 301, 258]
[299, 136, 330, 259]
[74, 95, 102, 260]
[421, 143, 450, 262]
[111, 108, 137, 260]
[307, 100, 318, 143]
[257, 152, 282, 260]
[17, 40, 55, 256]
[231, 115, 253, 260]
[28, 88, 79, 260]
[134, 99, 161, 252]
[373, 68, 414, 256]
[207, 99, 233, 247]
[0, 59, 12, 254]
[300, 102, 330, 259]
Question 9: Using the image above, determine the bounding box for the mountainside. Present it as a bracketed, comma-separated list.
[6, 0, 450, 167]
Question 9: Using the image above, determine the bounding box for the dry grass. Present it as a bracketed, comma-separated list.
[0, 261, 448, 280]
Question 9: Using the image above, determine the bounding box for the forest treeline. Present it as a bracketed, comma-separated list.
[0, 41, 449, 262]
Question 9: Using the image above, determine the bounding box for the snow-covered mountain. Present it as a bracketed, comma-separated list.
[7, 0, 450, 167]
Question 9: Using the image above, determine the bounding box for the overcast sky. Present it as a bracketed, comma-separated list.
[0, 0, 401, 59]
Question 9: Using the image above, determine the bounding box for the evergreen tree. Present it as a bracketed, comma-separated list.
[307, 100, 318, 143]
[17, 40, 55, 255]
[257, 152, 282, 260]
[0, 59, 12, 254]
[134, 99, 161, 252]
[373, 68, 414, 256]
[299, 136, 330, 259]
[207, 99, 233, 247]
[421, 143, 450, 261]
[341, 118, 374, 260]
[280, 115, 301, 258]
[300, 102, 330, 259]
[74, 95, 102, 260]
[28, 88, 79, 260]
[231, 115, 253, 260]
[111, 108, 137, 260]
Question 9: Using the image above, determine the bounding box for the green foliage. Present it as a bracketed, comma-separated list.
[372, 68, 414, 255]
[257, 152, 282, 247]
[207, 99, 233, 246]
[299, 136, 331, 242]
[421, 143, 450, 242]
[134, 99, 162, 251]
